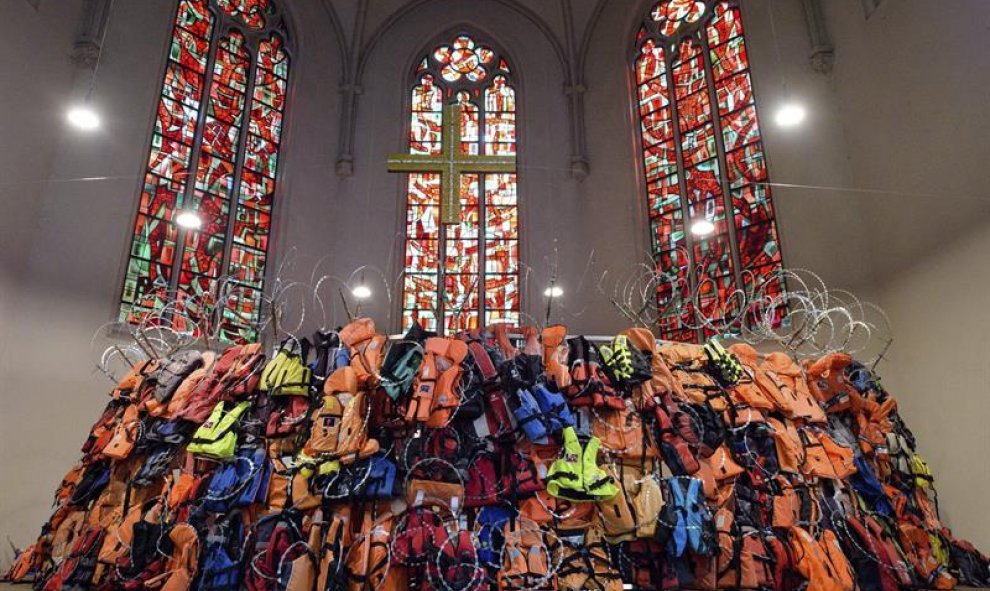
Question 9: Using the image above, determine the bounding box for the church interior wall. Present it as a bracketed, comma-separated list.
[0, 0, 987, 559]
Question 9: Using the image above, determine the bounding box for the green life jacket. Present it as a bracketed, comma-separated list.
[546, 427, 618, 502]
[187, 401, 251, 459]
[260, 342, 312, 396]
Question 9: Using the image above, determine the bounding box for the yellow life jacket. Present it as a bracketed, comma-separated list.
[187, 401, 251, 459]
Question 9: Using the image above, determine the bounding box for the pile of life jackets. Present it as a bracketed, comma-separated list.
[5, 319, 990, 591]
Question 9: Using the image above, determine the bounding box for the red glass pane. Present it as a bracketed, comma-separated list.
[228, 245, 266, 286]
[121, 257, 172, 308]
[176, 0, 213, 38]
[641, 107, 673, 146]
[445, 240, 480, 274]
[194, 153, 235, 198]
[181, 232, 225, 277]
[148, 134, 191, 181]
[170, 27, 210, 73]
[208, 83, 246, 125]
[412, 75, 443, 112]
[638, 77, 670, 116]
[485, 206, 517, 239]
[737, 222, 781, 269]
[643, 140, 677, 182]
[253, 70, 287, 109]
[647, 173, 681, 215]
[188, 191, 230, 236]
[672, 39, 706, 98]
[249, 102, 283, 143]
[675, 89, 711, 132]
[485, 240, 519, 275]
[710, 37, 749, 81]
[725, 143, 768, 188]
[410, 111, 442, 154]
[213, 42, 250, 92]
[485, 77, 515, 112]
[681, 123, 716, 167]
[232, 206, 271, 251]
[216, 0, 270, 29]
[139, 174, 184, 220]
[693, 234, 733, 277]
[156, 97, 198, 145]
[444, 274, 480, 313]
[238, 169, 274, 212]
[258, 35, 289, 79]
[706, 3, 743, 47]
[485, 174, 517, 205]
[731, 184, 775, 226]
[202, 116, 240, 161]
[163, 63, 204, 108]
[404, 240, 439, 272]
[130, 214, 178, 264]
[245, 134, 278, 177]
[715, 70, 754, 115]
[484, 274, 519, 311]
[684, 159, 722, 204]
[721, 105, 760, 151]
[403, 275, 439, 311]
[651, 0, 707, 37]
[652, 209, 685, 253]
[636, 39, 666, 84]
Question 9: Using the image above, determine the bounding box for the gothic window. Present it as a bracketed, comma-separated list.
[634, 1, 784, 341]
[119, 0, 290, 342]
[401, 34, 520, 333]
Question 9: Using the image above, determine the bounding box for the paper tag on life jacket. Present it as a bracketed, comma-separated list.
[414, 490, 425, 506]
[538, 463, 548, 480]
[451, 496, 460, 513]
[473, 415, 491, 439]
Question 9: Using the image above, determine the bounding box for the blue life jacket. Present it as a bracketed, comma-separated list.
[204, 446, 269, 512]
[531, 383, 575, 432]
[361, 453, 398, 499]
[664, 477, 715, 557]
[513, 388, 550, 444]
[850, 456, 894, 516]
[197, 513, 244, 591]
[477, 506, 514, 567]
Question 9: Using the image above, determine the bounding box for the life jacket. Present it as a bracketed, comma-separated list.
[202, 445, 269, 512]
[245, 509, 319, 591]
[565, 336, 624, 410]
[342, 508, 397, 591]
[702, 339, 745, 386]
[596, 465, 637, 543]
[498, 520, 557, 591]
[476, 506, 513, 569]
[186, 400, 250, 459]
[542, 325, 571, 388]
[726, 344, 779, 414]
[4, 542, 43, 583]
[838, 514, 900, 591]
[317, 509, 353, 591]
[179, 343, 264, 424]
[406, 337, 468, 427]
[267, 457, 321, 511]
[599, 334, 652, 387]
[103, 404, 142, 460]
[649, 401, 700, 476]
[69, 460, 111, 506]
[945, 532, 990, 587]
[761, 352, 827, 423]
[465, 452, 501, 507]
[380, 342, 424, 402]
[41, 525, 104, 591]
[797, 427, 842, 480]
[260, 338, 313, 396]
[143, 350, 205, 414]
[162, 351, 216, 418]
[910, 453, 935, 489]
[198, 512, 246, 591]
[657, 477, 716, 557]
[764, 531, 802, 591]
[693, 508, 773, 590]
[615, 465, 664, 539]
[546, 427, 618, 502]
[339, 317, 388, 388]
[111, 359, 159, 401]
[557, 527, 623, 591]
[591, 401, 645, 459]
[805, 353, 862, 414]
[863, 514, 920, 589]
[464, 337, 516, 439]
[81, 401, 125, 460]
[621, 327, 683, 408]
[897, 519, 954, 587]
[787, 526, 854, 591]
[390, 506, 449, 567]
[142, 522, 199, 591]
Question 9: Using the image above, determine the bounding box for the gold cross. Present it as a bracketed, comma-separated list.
[388, 103, 515, 224]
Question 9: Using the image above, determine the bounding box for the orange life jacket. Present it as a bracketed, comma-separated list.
[761, 353, 827, 423]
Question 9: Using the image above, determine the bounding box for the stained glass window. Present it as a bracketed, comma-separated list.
[119, 0, 290, 343]
[634, 1, 784, 341]
[401, 35, 520, 333]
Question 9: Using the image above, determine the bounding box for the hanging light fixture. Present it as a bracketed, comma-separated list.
[67, 103, 101, 130]
[690, 218, 715, 236]
[175, 210, 203, 230]
[775, 102, 807, 127]
[544, 285, 564, 298]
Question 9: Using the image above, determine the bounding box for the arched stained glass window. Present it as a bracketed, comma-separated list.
[634, 1, 784, 342]
[401, 34, 520, 333]
[119, 0, 291, 342]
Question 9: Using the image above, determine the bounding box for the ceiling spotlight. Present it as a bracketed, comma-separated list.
[67, 105, 101, 130]
[690, 219, 715, 236]
[775, 102, 807, 127]
[352, 284, 372, 300]
[544, 286, 564, 298]
[176, 210, 203, 230]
